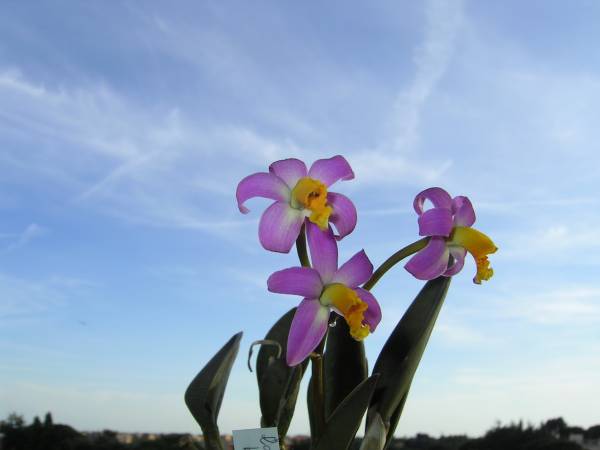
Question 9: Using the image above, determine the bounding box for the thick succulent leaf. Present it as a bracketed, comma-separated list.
[360, 412, 387, 450]
[382, 392, 408, 450]
[323, 314, 368, 418]
[256, 308, 307, 439]
[313, 374, 379, 450]
[367, 277, 451, 436]
[184, 332, 242, 445]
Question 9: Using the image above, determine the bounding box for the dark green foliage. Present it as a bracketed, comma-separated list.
[459, 421, 583, 450]
[184, 332, 242, 449]
[585, 425, 600, 439]
[323, 314, 368, 419]
[256, 308, 308, 442]
[313, 375, 379, 450]
[366, 277, 451, 449]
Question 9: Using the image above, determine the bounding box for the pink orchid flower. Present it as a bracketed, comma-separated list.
[267, 223, 381, 366]
[405, 187, 498, 284]
[236, 156, 357, 253]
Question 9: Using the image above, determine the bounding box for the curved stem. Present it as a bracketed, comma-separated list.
[363, 237, 429, 291]
[295, 223, 311, 267]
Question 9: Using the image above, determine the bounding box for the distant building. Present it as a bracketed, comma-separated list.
[568, 432, 600, 450]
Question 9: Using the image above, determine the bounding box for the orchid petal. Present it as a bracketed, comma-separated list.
[267, 267, 323, 298]
[308, 155, 354, 187]
[236, 172, 290, 214]
[418, 207, 454, 237]
[327, 192, 357, 240]
[331, 250, 373, 288]
[306, 222, 338, 284]
[269, 158, 308, 189]
[452, 196, 476, 227]
[286, 298, 329, 366]
[413, 187, 452, 215]
[404, 237, 450, 280]
[355, 287, 381, 332]
[443, 247, 467, 276]
[258, 202, 305, 253]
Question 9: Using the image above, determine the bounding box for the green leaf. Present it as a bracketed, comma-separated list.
[382, 392, 408, 450]
[184, 332, 242, 448]
[314, 374, 379, 450]
[256, 308, 307, 440]
[367, 277, 451, 440]
[323, 314, 368, 418]
[360, 412, 387, 450]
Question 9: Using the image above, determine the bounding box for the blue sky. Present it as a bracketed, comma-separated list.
[1, 0, 599, 437]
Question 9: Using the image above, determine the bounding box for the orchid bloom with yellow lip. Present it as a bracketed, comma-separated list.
[405, 187, 498, 284]
[267, 223, 381, 366]
[236, 156, 357, 253]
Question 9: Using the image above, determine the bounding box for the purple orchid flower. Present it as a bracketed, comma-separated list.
[236, 156, 357, 253]
[267, 222, 381, 366]
[405, 187, 498, 284]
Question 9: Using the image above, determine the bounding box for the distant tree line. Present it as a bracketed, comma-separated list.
[0, 413, 201, 450]
[1, 412, 599, 450]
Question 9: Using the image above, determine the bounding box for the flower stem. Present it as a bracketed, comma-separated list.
[363, 237, 429, 291]
[295, 223, 311, 267]
[310, 336, 326, 441]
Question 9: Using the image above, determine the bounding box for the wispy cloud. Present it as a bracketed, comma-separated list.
[2, 223, 47, 252]
[497, 287, 600, 325]
[346, 0, 464, 187]
[0, 273, 65, 320]
[388, 0, 465, 152]
[0, 69, 299, 235]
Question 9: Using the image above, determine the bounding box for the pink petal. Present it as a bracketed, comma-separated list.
[413, 187, 452, 215]
[327, 192, 357, 240]
[259, 202, 305, 253]
[236, 172, 290, 214]
[306, 222, 338, 284]
[267, 267, 323, 298]
[331, 250, 373, 288]
[286, 298, 329, 366]
[355, 287, 381, 332]
[418, 207, 454, 237]
[404, 237, 450, 280]
[269, 158, 308, 189]
[452, 196, 476, 227]
[443, 247, 467, 276]
[307, 155, 354, 187]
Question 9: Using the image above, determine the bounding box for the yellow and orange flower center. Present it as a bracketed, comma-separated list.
[290, 177, 333, 230]
[449, 226, 498, 284]
[320, 283, 370, 340]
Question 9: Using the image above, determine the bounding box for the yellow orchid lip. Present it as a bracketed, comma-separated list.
[449, 226, 498, 284]
[320, 283, 370, 340]
[290, 177, 333, 230]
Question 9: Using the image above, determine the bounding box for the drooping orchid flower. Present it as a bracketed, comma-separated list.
[236, 156, 357, 253]
[405, 187, 498, 284]
[267, 222, 381, 366]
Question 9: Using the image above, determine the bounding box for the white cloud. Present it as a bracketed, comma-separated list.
[0, 69, 300, 234]
[387, 0, 465, 153]
[2, 223, 47, 252]
[497, 287, 600, 325]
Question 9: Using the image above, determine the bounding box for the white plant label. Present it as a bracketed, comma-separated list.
[232, 427, 280, 449]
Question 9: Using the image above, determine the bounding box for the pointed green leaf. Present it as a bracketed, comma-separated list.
[314, 374, 379, 450]
[323, 315, 368, 418]
[360, 412, 387, 450]
[256, 308, 307, 440]
[382, 392, 408, 450]
[367, 277, 451, 437]
[184, 332, 242, 447]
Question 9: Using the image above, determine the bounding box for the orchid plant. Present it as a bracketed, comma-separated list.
[185, 156, 497, 450]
